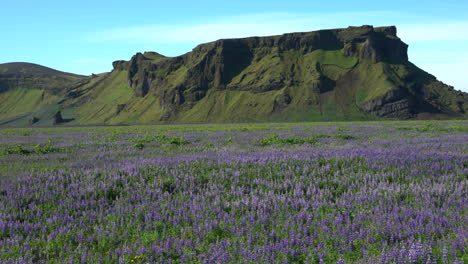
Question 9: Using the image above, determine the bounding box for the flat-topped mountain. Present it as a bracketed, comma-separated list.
[0, 26, 466, 126]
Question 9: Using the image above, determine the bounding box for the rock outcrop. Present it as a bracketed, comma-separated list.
[1, 26, 466, 126]
[107, 25, 465, 120]
[53, 111, 64, 125]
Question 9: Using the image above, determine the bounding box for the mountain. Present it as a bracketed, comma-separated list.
[0, 26, 466, 126]
[0, 63, 89, 126]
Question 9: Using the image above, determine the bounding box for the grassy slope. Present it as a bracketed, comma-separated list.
[0, 89, 58, 120]
[0, 62, 84, 78]
[70, 48, 397, 124]
[65, 71, 133, 124]
[0, 63, 87, 125]
[66, 70, 165, 125]
[400, 63, 465, 114]
[178, 89, 281, 123]
[110, 94, 164, 125]
[2, 45, 464, 126]
[178, 48, 379, 123]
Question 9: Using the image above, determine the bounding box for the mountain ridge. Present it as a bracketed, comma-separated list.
[0, 25, 466, 126]
[0, 62, 84, 77]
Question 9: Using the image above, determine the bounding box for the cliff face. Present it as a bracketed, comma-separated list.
[106, 25, 464, 121]
[0, 26, 466, 126]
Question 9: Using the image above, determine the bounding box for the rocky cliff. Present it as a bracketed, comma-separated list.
[99, 25, 464, 122]
[0, 26, 466, 126]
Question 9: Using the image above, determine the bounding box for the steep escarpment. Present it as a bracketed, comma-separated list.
[0, 26, 466, 126]
[102, 25, 464, 122]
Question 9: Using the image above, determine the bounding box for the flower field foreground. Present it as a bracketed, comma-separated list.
[0, 121, 467, 263]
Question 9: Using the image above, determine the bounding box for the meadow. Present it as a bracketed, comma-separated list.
[0, 121, 466, 263]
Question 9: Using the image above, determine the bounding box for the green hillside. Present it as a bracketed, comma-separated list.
[0, 26, 466, 126]
[0, 62, 87, 125]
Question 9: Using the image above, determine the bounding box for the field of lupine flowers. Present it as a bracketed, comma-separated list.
[0, 121, 466, 264]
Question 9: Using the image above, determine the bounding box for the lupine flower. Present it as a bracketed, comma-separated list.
[0, 122, 466, 263]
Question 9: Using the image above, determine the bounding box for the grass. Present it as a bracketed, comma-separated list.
[1, 141, 60, 155]
[69, 70, 134, 124]
[305, 49, 358, 69]
[354, 62, 398, 102]
[256, 133, 319, 146]
[396, 122, 468, 132]
[179, 89, 279, 123]
[0, 62, 83, 78]
[256, 131, 355, 146]
[142, 52, 167, 62]
[1, 120, 463, 135]
[0, 89, 58, 120]
[132, 134, 189, 147]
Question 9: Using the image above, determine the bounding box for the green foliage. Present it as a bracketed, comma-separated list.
[162, 180, 177, 194]
[167, 136, 189, 146]
[416, 124, 436, 132]
[1, 141, 59, 155]
[2, 145, 33, 155]
[134, 142, 145, 150]
[355, 88, 367, 105]
[257, 133, 319, 146]
[202, 142, 215, 149]
[334, 133, 356, 140]
[0, 245, 21, 259]
[255, 131, 357, 146]
[0, 129, 33, 136]
[318, 180, 348, 200]
[397, 123, 468, 133]
[133, 134, 189, 146]
[33, 141, 60, 154]
[333, 127, 356, 139]
[205, 225, 232, 243]
[306, 49, 358, 69]
[0, 89, 59, 121]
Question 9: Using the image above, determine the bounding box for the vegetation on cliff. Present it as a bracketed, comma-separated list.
[0, 26, 466, 126]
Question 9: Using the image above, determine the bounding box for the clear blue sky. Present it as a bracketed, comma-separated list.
[2, 0, 468, 91]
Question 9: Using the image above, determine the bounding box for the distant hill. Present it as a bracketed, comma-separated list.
[0, 63, 87, 126]
[0, 26, 466, 126]
[0, 62, 85, 94]
[0, 62, 84, 77]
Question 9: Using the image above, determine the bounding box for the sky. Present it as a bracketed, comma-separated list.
[1, 0, 468, 92]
